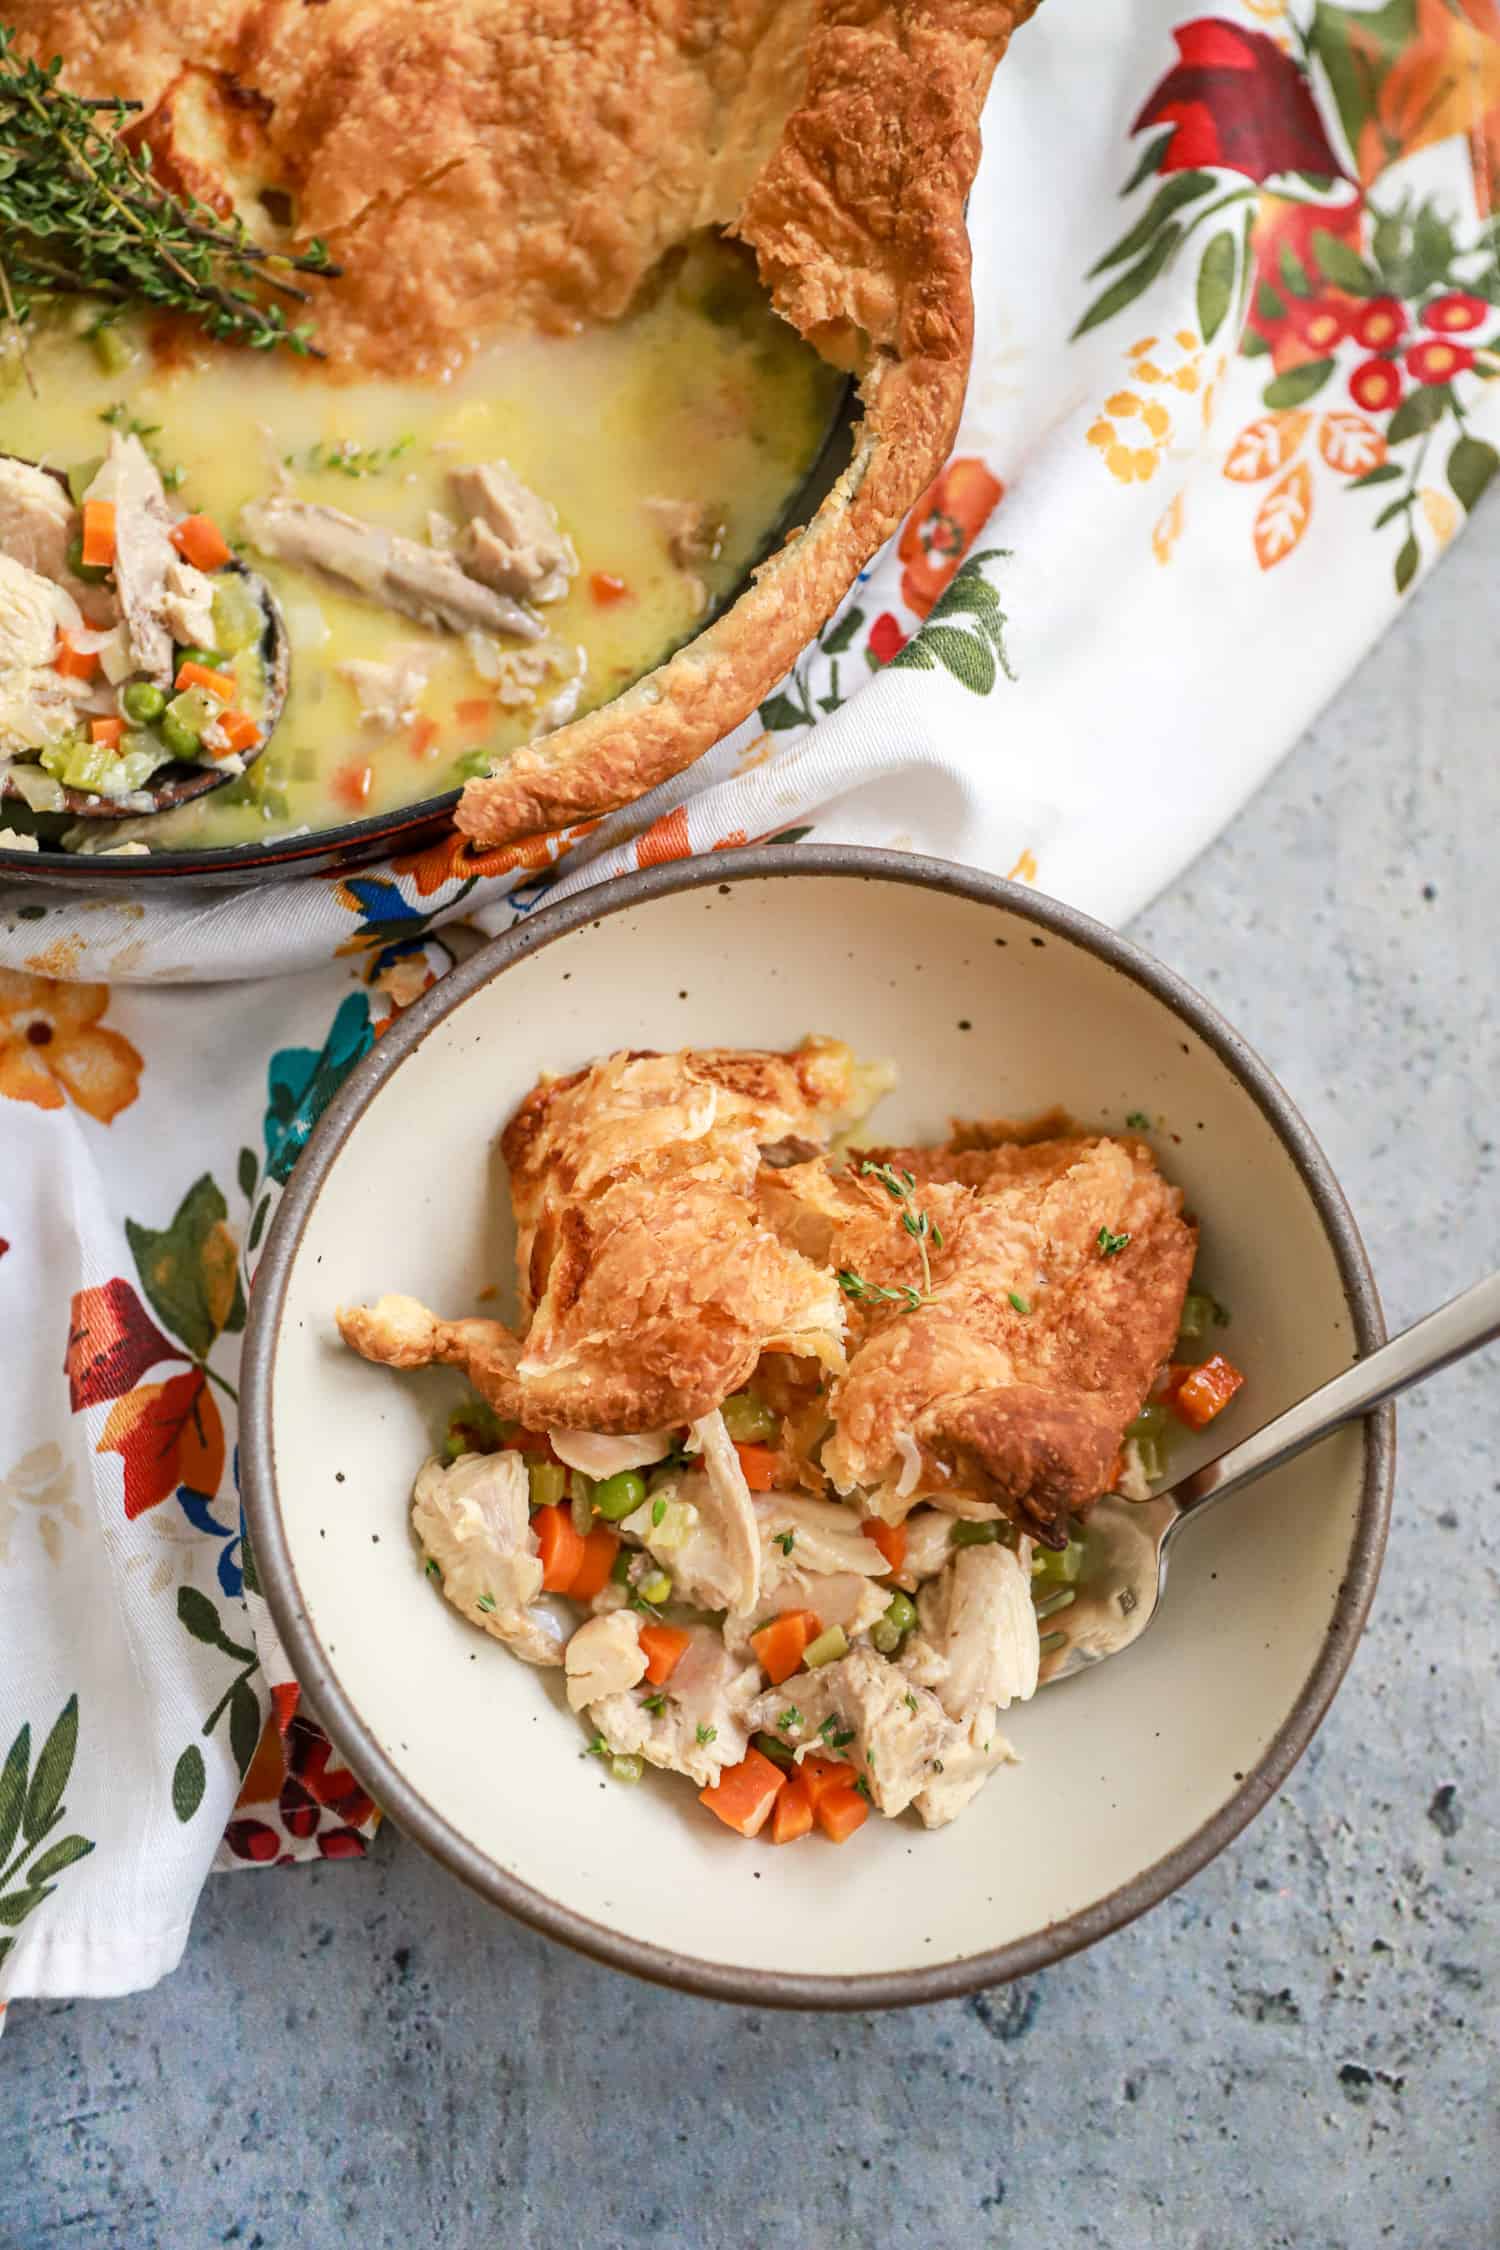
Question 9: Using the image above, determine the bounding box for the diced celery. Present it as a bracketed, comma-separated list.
[951, 1519, 1000, 1548]
[67, 455, 104, 506]
[804, 1624, 848, 1669]
[89, 323, 134, 375]
[5, 763, 66, 813]
[528, 1461, 567, 1511]
[165, 687, 214, 744]
[720, 1391, 777, 1443]
[752, 1732, 795, 1768]
[1033, 1587, 1077, 1624]
[1126, 1402, 1168, 1443]
[648, 1498, 698, 1552]
[1032, 1538, 1086, 1587]
[1132, 1432, 1167, 1485]
[609, 1755, 643, 1785]
[211, 575, 266, 656]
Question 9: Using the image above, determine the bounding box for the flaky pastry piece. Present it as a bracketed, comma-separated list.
[759, 1130, 1197, 1546]
[338, 1038, 891, 1432]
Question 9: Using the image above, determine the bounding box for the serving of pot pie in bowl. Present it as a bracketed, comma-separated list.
[0, 0, 1037, 876]
[242, 848, 1392, 2005]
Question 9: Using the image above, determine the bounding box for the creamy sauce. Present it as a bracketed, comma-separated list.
[0, 240, 843, 851]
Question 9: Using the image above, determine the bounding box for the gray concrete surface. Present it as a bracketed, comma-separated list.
[7, 514, 1499, 2250]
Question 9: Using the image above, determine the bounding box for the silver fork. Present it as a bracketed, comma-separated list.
[1038, 1271, 1500, 1685]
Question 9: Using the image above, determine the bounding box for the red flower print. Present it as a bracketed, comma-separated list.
[1245, 195, 1364, 370]
[1406, 336, 1475, 384]
[1350, 358, 1403, 413]
[223, 1818, 281, 1864]
[1286, 297, 1350, 352]
[1134, 21, 1345, 183]
[1353, 297, 1407, 350]
[1423, 290, 1488, 333]
[897, 457, 1003, 618]
[868, 612, 908, 665]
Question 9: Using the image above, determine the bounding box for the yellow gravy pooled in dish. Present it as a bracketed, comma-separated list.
[0, 239, 844, 853]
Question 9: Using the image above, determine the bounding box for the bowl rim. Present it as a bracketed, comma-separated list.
[241, 843, 1395, 2010]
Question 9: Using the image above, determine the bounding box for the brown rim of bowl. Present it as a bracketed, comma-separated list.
[240, 844, 1394, 2012]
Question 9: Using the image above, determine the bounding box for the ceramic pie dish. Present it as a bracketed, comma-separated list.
[0, 1, 1037, 882]
[240, 846, 1394, 2007]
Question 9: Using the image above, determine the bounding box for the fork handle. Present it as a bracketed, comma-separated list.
[1171, 1269, 1500, 1519]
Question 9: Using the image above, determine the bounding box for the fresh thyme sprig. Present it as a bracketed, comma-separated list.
[0, 32, 340, 364]
[836, 1159, 946, 1314]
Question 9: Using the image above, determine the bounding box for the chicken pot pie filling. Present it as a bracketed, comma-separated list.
[339, 1042, 1247, 1843]
[1, 1, 1038, 857]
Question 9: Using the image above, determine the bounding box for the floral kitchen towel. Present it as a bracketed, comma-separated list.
[3, 0, 1498, 2013]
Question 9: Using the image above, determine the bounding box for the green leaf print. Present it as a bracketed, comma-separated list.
[1394, 532, 1420, 593]
[1120, 130, 1173, 197]
[1310, 228, 1380, 297]
[0, 1726, 28, 1866]
[891, 549, 1014, 696]
[237, 1146, 258, 1201]
[1072, 224, 1184, 341]
[1385, 385, 1448, 445]
[918, 626, 997, 695]
[1447, 434, 1498, 514]
[25, 1693, 78, 1841]
[0, 1696, 95, 1943]
[177, 1584, 256, 1664]
[229, 1678, 262, 1780]
[821, 604, 866, 657]
[1263, 358, 1335, 409]
[1087, 173, 1215, 278]
[172, 1744, 206, 1823]
[758, 691, 809, 734]
[126, 1174, 241, 1362]
[1195, 230, 1237, 345]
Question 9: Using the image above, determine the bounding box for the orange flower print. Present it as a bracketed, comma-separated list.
[0, 970, 141, 1123]
[392, 826, 572, 898]
[898, 458, 1003, 618]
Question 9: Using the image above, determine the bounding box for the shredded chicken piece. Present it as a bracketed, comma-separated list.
[549, 1428, 675, 1479]
[753, 1644, 952, 1818]
[338, 648, 432, 729]
[911, 1716, 1018, 1828]
[412, 1450, 563, 1667]
[902, 1545, 1040, 1721]
[451, 461, 576, 604]
[0, 455, 75, 583]
[565, 1610, 645, 1710]
[242, 494, 544, 640]
[0, 551, 64, 672]
[85, 434, 214, 685]
[690, 1410, 761, 1617]
[642, 495, 725, 570]
[588, 1627, 760, 1785]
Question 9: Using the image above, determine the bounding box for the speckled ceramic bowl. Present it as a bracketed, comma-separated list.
[241, 847, 1393, 2007]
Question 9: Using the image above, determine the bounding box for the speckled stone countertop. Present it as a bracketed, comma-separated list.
[8, 513, 1498, 2250]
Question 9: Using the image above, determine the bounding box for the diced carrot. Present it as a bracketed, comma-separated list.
[331, 759, 374, 810]
[408, 714, 439, 762]
[533, 1503, 585, 1593]
[798, 1754, 853, 1812]
[699, 1748, 786, 1838]
[89, 716, 124, 749]
[771, 1777, 813, 1845]
[455, 698, 494, 731]
[53, 633, 98, 681]
[638, 1623, 691, 1685]
[749, 1608, 819, 1687]
[735, 1442, 780, 1492]
[861, 1518, 907, 1574]
[815, 1784, 869, 1843]
[589, 571, 631, 605]
[175, 659, 237, 702]
[217, 710, 261, 755]
[1168, 1353, 1245, 1431]
[502, 1426, 557, 1459]
[568, 1526, 619, 1603]
[170, 513, 231, 571]
[80, 500, 116, 570]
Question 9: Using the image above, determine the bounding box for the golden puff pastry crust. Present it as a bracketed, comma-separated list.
[339, 1039, 890, 1432]
[14, 0, 1037, 847]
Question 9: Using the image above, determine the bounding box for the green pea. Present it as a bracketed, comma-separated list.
[176, 646, 224, 672]
[870, 1619, 903, 1655]
[637, 1569, 672, 1606]
[720, 1391, 777, 1444]
[951, 1519, 1000, 1547]
[159, 714, 202, 760]
[883, 1589, 918, 1635]
[66, 533, 110, 586]
[121, 681, 166, 724]
[593, 1470, 648, 1521]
